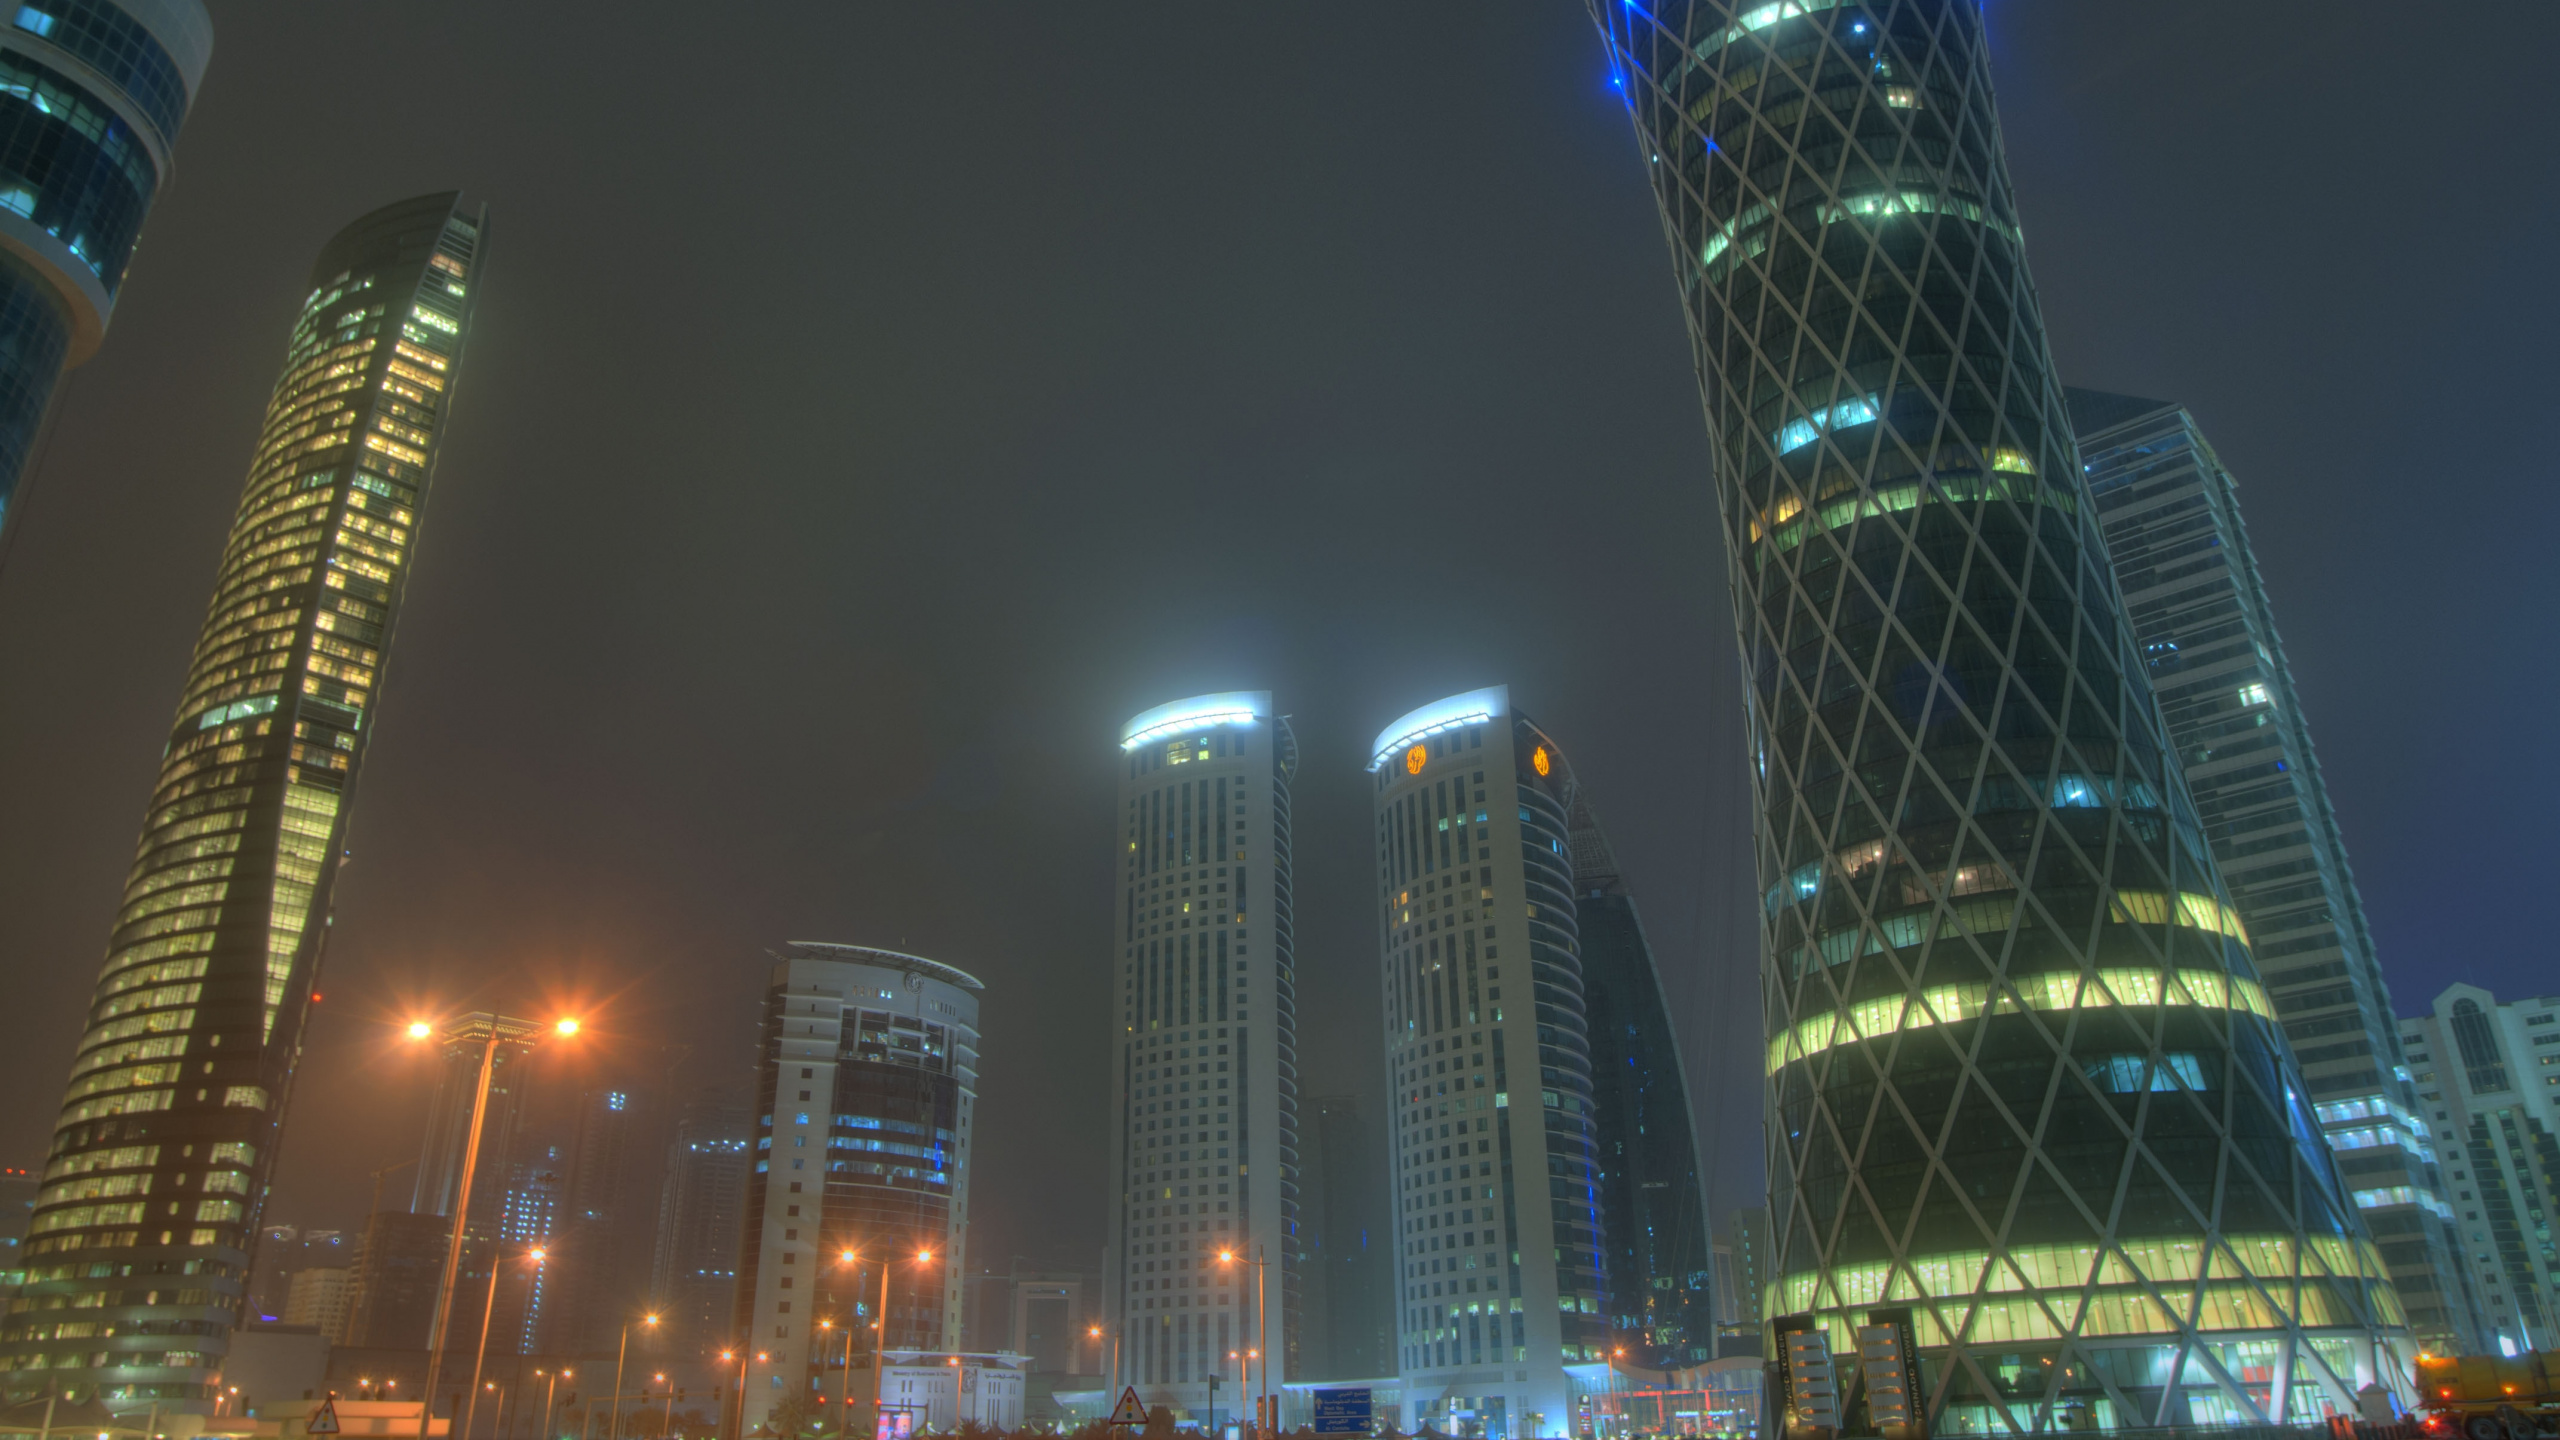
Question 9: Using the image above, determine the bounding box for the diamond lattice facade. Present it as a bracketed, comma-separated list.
[2071, 388, 2480, 1357]
[2, 193, 482, 1410]
[1581, 1, 2411, 1426]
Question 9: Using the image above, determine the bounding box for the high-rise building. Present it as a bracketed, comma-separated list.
[499, 1147, 564, 1355]
[1303, 1095, 1390, 1381]
[0, 0, 212, 545]
[2071, 388, 2478, 1356]
[542, 1083, 659, 1356]
[2, 193, 483, 1410]
[2399, 988, 2560, 1354]
[1569, 793, 1717, 1370]
[1106, 693, 1302, 1418]
[281, 1265, 351, 1341]
[343, 1209, 451, 1351]
[408, 1016, 536, 1357]
[1722, 1206, 1767, 1353]
[1581, 4, 2411, 1425]
[1373, 687, 1599, 1437]
[653, 1096, 750, 1357]
[735, 944, 982, 1439]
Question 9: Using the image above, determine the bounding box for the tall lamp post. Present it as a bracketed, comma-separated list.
[609, 1312, 663, 1440]
[870, 1250, 937, 1440]
[1217, 1247, 1270, 1436]
[462, 1245, 547, 1440]
[534, 1368, 572, 1440]
[412, 1013, 582, 1440]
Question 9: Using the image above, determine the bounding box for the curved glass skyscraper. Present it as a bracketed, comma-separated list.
[1581, 3, 2408, 1427]
[3, 194, 483, 1410]
[0, 0, 212, 543]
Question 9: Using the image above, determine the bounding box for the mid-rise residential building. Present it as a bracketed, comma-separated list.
[0, 0, 212, 546]
[282, 1265, 351, 1342]
[2073, 387, 2477, 1355]
[2401, 988, 2560, 1354]
[1373, 687, 1599, 1438]
[1570, 792, 1716, 1370]
[1105, 693, 1302, 1420]
[2, 194, 484, 1410]
[735, 944, 982, 1439]
[1582, 1, 2412, 1424]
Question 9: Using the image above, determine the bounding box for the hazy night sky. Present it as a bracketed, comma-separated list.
[0, 2, 2551, 1296]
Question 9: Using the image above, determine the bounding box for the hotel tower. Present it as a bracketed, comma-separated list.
[2, 194, 484, 1410]
[1582, 2, 2410, 1427]
[1106, 693, 1301, 1421]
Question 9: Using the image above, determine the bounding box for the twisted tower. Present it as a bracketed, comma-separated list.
[1581, 3, 2406, 1426]
[3, 194, 483, 1411]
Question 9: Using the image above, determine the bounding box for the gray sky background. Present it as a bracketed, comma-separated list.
[0, 2, 2550, 1291]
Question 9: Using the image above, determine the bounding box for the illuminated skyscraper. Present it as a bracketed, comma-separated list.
[1105, 693, 1301, 1421]
[1569, 793, 1717, 1370]
[736, 944, 981, 1439]
[1373, 688, 1597, 1437]
[2071, 388, 2479, 1356]
[1582, 3, 2410, 1425]
[1, 193, 483, 1409]
[0, 0, 212, 544]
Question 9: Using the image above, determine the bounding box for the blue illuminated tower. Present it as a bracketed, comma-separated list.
[0, 0, 212, 546]
[1583, 1, 2412, 1426]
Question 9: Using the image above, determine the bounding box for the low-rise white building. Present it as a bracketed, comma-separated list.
[875, 1351, 1029, 1433]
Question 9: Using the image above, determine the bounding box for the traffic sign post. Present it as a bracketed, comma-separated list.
[1108, 1388, 1150, 1427]
[1311, 1388, 1372, 1436]
[307, 1397, 343, 1436]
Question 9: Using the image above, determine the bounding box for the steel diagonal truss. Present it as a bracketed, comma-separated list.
[1579, 0, 2411, 1428]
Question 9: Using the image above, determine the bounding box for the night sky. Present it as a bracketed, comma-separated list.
[0, 3, 2551, 1291]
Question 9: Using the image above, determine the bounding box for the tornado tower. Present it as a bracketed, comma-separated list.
[1580, 3, 2407, 1427]
[2, 194, 484, 1411]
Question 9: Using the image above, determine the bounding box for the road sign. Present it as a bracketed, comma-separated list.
[1782, 1328, 1840, 1433]
[1312, 1387, 1373, 1436]
[306, 1398, 342, 1435]
[1109, 1388, 1149, 1427]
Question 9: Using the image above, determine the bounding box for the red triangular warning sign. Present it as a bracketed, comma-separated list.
[306, 1398, 341, 1436]
[1108, 1388, 1148, 1426]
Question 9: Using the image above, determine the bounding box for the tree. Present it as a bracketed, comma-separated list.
[766, 1394, 823, 1440]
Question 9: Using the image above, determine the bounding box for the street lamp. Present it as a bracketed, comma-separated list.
[609, 1313, 662, 1440]
[463, 1244, 548, 1440]
[1217, 1248, 1270, 1436]
[409, 1012, 583, 1440]
[535, 1369, 573, 1440]
[870, 1250, 937, 1440]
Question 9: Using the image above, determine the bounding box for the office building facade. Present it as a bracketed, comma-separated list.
[653, 1097, 750, 1356]
[1374, 688, 1600, 1437]
[2073, 388, 2479, 1355]
[1105, 692, 1302, 1419]
[736, 944, 981, 1439]
[1582, 3, 2408, 1426]
[0, 0, 211, 544]
[1570, 793, 1718, 1370]
[2, 193, 483, 1409]
[2400, 988, 2560, 1354]
[1303, 1094, 1391, 1382]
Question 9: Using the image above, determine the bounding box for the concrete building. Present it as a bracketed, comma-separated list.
[2073, 387, 2477, 1355]
[1105, 693, 1302, 1422]
[282, 1266, 351, 1342]
[1372, 687, 1595, 1437]
[874, 1351, 1029, 1433]
[653, 1095, 750, 1357]
[2400, 987, 2560, 1354]
[735, 945, 982, 1438]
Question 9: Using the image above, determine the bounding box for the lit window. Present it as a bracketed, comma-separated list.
[2237, 682, 2272, 707]
[1775, 396, 1878, 454]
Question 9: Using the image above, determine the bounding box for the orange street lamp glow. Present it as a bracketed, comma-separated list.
[917, 1249, 933, 1262]
[556, 1018, 580, 1036]
[644, 1313, 659, 1325]
[407, 1021, 433, 1040]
